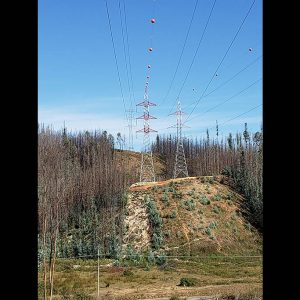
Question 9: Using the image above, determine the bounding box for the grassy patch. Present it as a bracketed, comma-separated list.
[38, 256, 262, 299]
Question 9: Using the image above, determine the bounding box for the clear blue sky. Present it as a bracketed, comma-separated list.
[38, 0, 262, 150]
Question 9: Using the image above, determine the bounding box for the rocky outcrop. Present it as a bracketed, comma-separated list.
[122, 191, 152, 252]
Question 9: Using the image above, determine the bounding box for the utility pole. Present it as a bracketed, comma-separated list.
[97, 246, 100, 298]
[136, 79, 157, 182]
[169, 99, 189, 178]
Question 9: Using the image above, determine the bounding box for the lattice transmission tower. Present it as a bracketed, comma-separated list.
[136, 81, 157, 182]
[169, 99, 189, 178]
[125, 108, 136, 151]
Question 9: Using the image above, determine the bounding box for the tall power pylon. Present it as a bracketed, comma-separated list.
[169, 99, 189, 178]
[136, 81, 157, 182]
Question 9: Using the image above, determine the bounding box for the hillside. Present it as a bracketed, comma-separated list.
[123, 176, 262, 256]
[115, 149, 167, 182]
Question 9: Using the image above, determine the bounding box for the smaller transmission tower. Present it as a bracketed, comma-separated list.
[125, 108, 136, 151]
[169, 99, 189, 179]
[136, 82, 157, 182]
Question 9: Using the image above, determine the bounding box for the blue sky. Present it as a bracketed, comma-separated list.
[38, 0, 262, 150]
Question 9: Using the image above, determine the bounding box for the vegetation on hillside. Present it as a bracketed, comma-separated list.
[152, 123, 263, 230]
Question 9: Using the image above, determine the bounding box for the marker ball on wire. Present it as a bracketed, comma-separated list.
[151, 18, 155, 24]
[149, 48, 153, 52]
[147, 65, 151, 68]
[249, 47, 253, 52]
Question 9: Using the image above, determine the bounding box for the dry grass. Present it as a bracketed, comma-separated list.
[38, 256, 262, 299]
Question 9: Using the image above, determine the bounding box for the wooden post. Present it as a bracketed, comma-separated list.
[97, 246, 100, 298]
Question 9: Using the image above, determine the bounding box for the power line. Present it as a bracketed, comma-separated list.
[104, 0, 127, 114]
[156, 55, 262, 132]
[118, 0, 137, 149]
[122, 0, 136, 108]
[183, 55, 262, 111]
[194, 103, 262, 136]
[160, 0, 199, 106]
[184, 0, 257, 123]
[185, 77, 262, 124]
[167, 0, 218, 115]
[118, 0, 132, 107]
[158, 95, 262, 134]
[219, 103, 262, 126]
[174, 0, 217, 105]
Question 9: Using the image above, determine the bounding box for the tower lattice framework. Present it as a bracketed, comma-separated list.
[136, 82, 157, 182]
[170, 99, 189, 179]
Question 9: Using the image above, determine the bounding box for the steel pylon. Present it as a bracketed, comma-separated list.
[169, 99, 189, 178]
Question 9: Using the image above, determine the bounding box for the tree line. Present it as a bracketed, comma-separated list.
[38, 125, 137, 299]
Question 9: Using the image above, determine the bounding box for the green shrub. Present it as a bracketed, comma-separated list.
[200, 195, 210, 205]
[144, 265, 151, 271]
[170, 210, 177, 219]
[144, 195, 150, 203]
[173, 190, 183, 199]
[145, 198, 163, 249]
[125, 245, 140, 262]
[187, 190, 195, 197]
[147, 250, 155, 265]
[153, 232, 163, 249]
[169, 181, 176, 188]
[213, 206, 221, 214]
[205, 185, 211, 194]
[161, 193, 169, 205]
[213, 194, 222, 201]
[208, 221, 217, 229]
[183, 199, 196, 211]
[155, 253, 167, 266]
[169, 296, 186, 300]
[208, 178, 214, 184]
[178, 277, 198, 287]
[205, 227, 212, 236]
